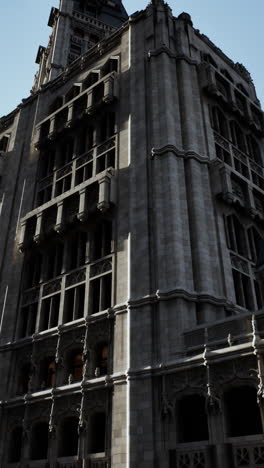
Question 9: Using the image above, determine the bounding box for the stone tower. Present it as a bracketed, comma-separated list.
[33, 0, 128, 90]
[0, 0, 264, 467]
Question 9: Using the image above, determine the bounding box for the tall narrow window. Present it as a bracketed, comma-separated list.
[58, 417, 79, 457]
[40, 294, 60, 331]
[224, 387, 262, 437]
[18, 363, 31, 394]
[237, 83, 249, 97]
[211, 107, 229, 139]
[0, 135, 9, 152]
[83, 72, 100, 90]
[64, 283, 85, 323]
[177, 395, 209, 443]
[93, 82, 104, 105]
[95, 344, 108, 376]
[247, 135, 262, 166]
[46, 242, 64, 280]
[8, 427, 23, 462]
[18, 302, 38, 338]
[94, 221, 112, 260]
[65, 85, 81, 103]
[58, 137, 74, 168]
[235, 90, 247, 114]
[71, 352, 83, 382]
[89, 413, 106, 453]
[230, 121, 247, 153]
[78, 125, 94, 155]
[90, 273, 112, 314]
[215, 74, 229, 100]
[39, 148, 55, 179]
[232, 269, 254, 310]
[25, 251, 43, 288]
[68, 231, 87, 270]
[31, 422, 49, 460]
[40, 357, 56, 389]
[248, 227, 263, 263]
[225, 215, 248, 257]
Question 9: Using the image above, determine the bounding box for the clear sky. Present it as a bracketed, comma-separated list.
[0, 0, 263, 117]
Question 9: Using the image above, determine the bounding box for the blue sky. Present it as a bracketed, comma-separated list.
[0, 1, 263, 117]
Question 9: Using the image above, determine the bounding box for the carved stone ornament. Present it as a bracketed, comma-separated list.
[234, 62, 252, 82]
[161, 392, 174, 419]
[204, 344, 221, 413]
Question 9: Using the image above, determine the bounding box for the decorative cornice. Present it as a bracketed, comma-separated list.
[156, 288, 235, 309]
[127, 294, 157, 309]
[150, 145, 210, 165]
[147, 46, 197, 66]
[195, 30, 253, 83]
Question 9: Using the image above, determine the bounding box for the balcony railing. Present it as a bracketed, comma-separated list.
[183, 312, 264, 352]
[199, 62, 264, 133]
[19, 168, 115, 251]
[27, 461, 49, 468]
[36, 136, 116, 205]
[86, 454, 111, 468]
[233, 441, 264, 468]
[35, 72, 118, 147]
[57, 457, 81, 468]
[170, 445, 211, 468]
[214, 131, 264, 191]
[72, 10, 115, 33]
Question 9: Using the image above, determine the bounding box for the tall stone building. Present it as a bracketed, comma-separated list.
[0, 0, 264, 467]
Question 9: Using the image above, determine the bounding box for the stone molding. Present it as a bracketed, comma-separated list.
[151, 144, 210, 164]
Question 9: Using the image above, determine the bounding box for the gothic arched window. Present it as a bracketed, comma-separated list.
[39, 357, 56, 389]
[248, 226, 263, 263]
[177, 394, 209, 443]
[71, 352, 83, 382]
[215, 73, 229, 100]
[225, 215, 248, 258]
[211, 107, 229, 139]
[30, 422, 49, 460]
[95, 344, 109, 376]
[237, 83, 249, 97]
[8, 426, 23, 463]
[58, 416, 79, 457]
[247, 135, 262, 166]
[221, 69, 234, 83]
[89, 413, 106, 454]
[230, 121, 246, 153]
[224, 387, 262, 437]
[18, 362, 31, 395]
[83, 71, 100, 91]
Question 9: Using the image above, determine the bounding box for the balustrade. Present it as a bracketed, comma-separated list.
[233, 442, 264, 468]
[214, 131, 264, 190]
[19, 166, 115, 251]
[170, 446, 210, 468]
[183, 312, 263, 351]
[57, 458, 81, 468]
[35, 72, 118, 148]
[36, 136, 116, 206]
[86, 455, 111, 468]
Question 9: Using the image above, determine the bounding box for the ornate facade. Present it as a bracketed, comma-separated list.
[0, 1, 264, 467]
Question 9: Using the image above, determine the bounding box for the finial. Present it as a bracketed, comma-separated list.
[178, 12, 193, 26]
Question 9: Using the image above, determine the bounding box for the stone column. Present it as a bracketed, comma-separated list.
[177, 58, 224, 320]
[77, 188, 88, 222]
[55, 201, 64, 234]
[34, 212, 43, 244]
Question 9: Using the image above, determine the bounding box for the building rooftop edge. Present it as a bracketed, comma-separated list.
[0, 3, 261, 122]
